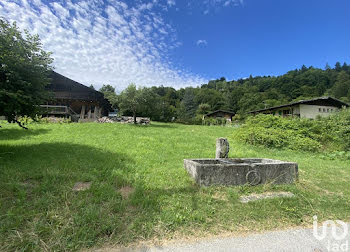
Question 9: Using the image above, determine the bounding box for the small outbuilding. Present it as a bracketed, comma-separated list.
[250, 96, 348, 119]
[205, 110, 236, 122]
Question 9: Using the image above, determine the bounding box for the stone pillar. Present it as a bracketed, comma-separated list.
[98, 107, 102, 118]
[216, 138, 229, 159]
[80, 105, 86, 119]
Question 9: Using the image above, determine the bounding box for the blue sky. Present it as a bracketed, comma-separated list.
[0, 0, 349, 90]
[172, 0, 350, 80]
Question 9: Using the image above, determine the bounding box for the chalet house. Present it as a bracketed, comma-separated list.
[205, 110, 236, 122]
[41, 71, 111, 121]
[250, 97, 349, 119]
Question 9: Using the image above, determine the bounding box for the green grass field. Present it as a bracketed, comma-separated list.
[1, 122, 350, 251]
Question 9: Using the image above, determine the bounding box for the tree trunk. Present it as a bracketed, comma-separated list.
[15, 120, 28, 130]
[133, 111, 136, 124]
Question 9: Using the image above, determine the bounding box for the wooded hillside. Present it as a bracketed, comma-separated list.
[198, 62, 350, 114]
[102, 62, 350, 122]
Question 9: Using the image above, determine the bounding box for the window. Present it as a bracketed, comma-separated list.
[323, 108, 326, 112]
[327, 108, 330, 112]
[319, 108, 322, 112]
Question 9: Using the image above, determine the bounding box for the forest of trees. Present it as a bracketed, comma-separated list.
[99, 62, 350, 123]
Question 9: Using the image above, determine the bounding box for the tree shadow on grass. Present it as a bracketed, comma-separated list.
[0, 128, 51, 141]
[0, 142, 137, 250]
[0, 142, 134, 186]
[0, 142, 202, 250]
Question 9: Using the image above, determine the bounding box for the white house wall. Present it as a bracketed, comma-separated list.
[299, 104, 339, 119]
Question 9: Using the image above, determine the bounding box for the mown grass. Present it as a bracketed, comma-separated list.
[0, 122, 350, 251]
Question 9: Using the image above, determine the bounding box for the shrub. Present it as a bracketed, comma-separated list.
[323, 109, 350, 150]
[18, 115, 34, 125]
[233, 113, 346, 152]
[18, 115, 71, 125]
[40, 117, 71, 124]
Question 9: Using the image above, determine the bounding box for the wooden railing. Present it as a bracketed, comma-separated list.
[40, 105, 68, 115]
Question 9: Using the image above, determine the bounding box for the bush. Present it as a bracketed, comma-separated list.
[323, 109, 350, 150]
[175, 115, 203, 125]
[17, 115, 34, 125]
[233, 111, 350, 152]
[40, 117, 71, 124]
[18, 115, 71, 125]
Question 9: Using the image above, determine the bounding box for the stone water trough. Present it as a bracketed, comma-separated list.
[184, 138, 298, 187]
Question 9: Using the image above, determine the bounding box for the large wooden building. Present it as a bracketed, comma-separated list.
[41, 72, 111, 121]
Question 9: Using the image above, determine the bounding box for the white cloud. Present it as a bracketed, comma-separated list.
[167, 0, 176, 7]
[196, 40, 208, 46]
[0, 0, 206, 91]
[201, 0, 243, 14]
[51, 2, 70, 18]
[207, 0, 243, 6]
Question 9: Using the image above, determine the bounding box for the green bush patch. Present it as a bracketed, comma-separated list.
[234, 109, 350, 153]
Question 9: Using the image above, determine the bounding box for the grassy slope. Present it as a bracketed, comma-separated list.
[0, 122, 350, 251]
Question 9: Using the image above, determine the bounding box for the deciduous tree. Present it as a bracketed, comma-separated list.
[0, 18, 53, 128]
[99, 84, 118, 109]
[118, 83, 142, 124]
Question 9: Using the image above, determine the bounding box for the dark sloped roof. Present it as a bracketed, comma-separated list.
[250, 96, 349, 114]
[206, 110, 235, 116]
[47, 71, 105, 101]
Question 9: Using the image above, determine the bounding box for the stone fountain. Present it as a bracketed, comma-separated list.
[184, 138, 298, 186]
